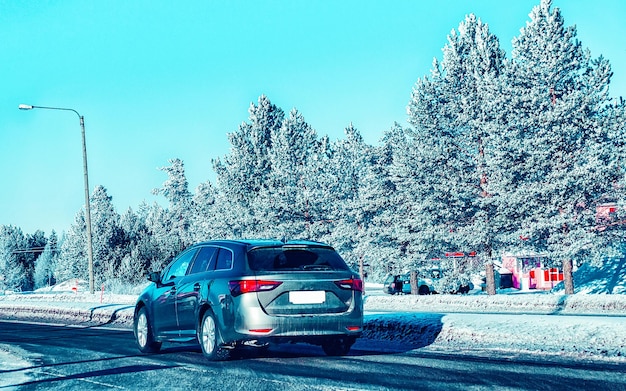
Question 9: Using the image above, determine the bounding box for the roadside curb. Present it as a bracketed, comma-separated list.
[0, 302, 134, 326]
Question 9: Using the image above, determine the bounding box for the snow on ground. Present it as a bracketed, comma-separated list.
[363, 285, 626, 362]
[0, 345, 33, 389]
[365, 289, 626, 315]
[1, 282, 626, 365]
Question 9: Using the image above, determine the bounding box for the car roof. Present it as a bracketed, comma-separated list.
[193, 239, 333, 251]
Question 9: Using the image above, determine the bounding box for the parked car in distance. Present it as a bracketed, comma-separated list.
[383, 269, 473, 295]
[383, 272, 436, 295]
[133, 239, 364, 360]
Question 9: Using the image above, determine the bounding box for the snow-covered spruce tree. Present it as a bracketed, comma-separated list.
[491, 0, 625, 294]
[117, 249, 149, 287]
[153, 158, 193, 248]
[369, 125, 410, 280]
[118, 207, 153, 285]
[213, 95, 284, 237]
[117, 202, 175, 278]
[143, 201, 185, 270]
[89, 185, 127, 285]
[34, 230, 58, 289]
[602, 99, 626, 239]
[20, 230, 46, 291]
[57, 211, 89, 283]
[0, 225, 27, 292]
[260, 108, 318, 240]
[405, 14, 505, 294]
[388, 112, 462, 292]
[302, 134, 338, 240]
[354, 123, 407, 282]
[188, 180, 221, 242]
[321, 124, 371, 274]
[57, 186, 127, 288]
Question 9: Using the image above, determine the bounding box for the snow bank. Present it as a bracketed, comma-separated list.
[364, 292, 626, 315]
[362, 312, 626, 362]
[0, 291, 135, 326]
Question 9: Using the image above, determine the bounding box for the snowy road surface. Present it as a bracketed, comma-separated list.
[1, 291, 625, 361]
[1, 320, 625, 390]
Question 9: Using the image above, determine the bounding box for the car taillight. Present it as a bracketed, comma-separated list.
[229, 280, 282, 296]
[248, 328, 273, 334]
[335, 278, 363, 292]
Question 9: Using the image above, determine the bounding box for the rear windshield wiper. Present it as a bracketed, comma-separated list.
[302, 264, 333, 271]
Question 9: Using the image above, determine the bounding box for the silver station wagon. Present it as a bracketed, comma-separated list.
[133, 239, 364, 360]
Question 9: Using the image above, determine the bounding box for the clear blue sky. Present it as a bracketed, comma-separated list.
[1, 0, 624, 235]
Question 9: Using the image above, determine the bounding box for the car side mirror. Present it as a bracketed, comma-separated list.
[147, 271, 161, 283]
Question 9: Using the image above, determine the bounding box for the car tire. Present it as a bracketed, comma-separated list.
[322, 337, 355, 356]
[134, 307, 162, 353]
[198, 310, 229, 361]
[418, 285, 430, 295]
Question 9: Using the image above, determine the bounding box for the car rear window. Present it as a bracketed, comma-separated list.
[247, 246, 349, 272]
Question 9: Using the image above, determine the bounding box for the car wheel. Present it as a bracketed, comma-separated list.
[418, 285, 430, 295]
[198, 311, 229, 361]
[322, 337, 355, 356]
[134, 307, 162, 353]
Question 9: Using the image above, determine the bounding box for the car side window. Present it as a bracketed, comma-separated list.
[215, 248, 233, 270]
[188, 246, 218, 274]
[162, 249, 197, 281]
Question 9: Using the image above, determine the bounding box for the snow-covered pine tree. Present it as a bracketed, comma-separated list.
[153, 158, 193, 248]
[34, 230, 58, 289]
[322, 124, 371, 273]
[57, 211, 89, 283]
[401, 68, 457, 282]
[213, 95, 284, 237]
[495, 0, 625, 294]
[262, 108, 318, 240]
[21, 230, 46, 291]
[405, 14, 505, 293]
[89, 185, 127, 284]
[437, 14, 506, 294]
[91, 185, 128, 286]
[302, 134, 337, 240]
[118, 207, 148, 284]
[119, 204, 169, 282]
[602, 98, 626, 239]
[118, 202, 175, 276]
[354, 123, 406, 282]
[0, 225, 27, 292]
[143, 201, 184, 270]
[188, 180, 220, 242]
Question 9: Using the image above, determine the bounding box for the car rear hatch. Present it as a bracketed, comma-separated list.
[242, 245, 362, 316]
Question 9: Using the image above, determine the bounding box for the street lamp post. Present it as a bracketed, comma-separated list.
[19, 104, 95, 294]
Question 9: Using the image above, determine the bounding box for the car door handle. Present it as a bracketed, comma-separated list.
[193, 283, 201, 291]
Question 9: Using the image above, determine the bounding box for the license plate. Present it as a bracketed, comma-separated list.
[289, 290, 325, 304]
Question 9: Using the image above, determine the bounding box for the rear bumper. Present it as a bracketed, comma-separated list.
[223, 294, 363, 344]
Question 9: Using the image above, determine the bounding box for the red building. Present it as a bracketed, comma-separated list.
[501, 254, 563, 290]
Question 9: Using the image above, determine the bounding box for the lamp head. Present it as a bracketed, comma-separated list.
[18, 104, 34, 110]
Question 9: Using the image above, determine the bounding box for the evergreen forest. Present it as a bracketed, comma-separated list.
[2, 0, 625, 295]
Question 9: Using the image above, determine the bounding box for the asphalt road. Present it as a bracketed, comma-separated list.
[1, 320, 625, 390]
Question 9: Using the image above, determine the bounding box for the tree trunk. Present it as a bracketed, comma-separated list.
[358, 255, 363, 278]
[563, 259, 575, 294]
[358, 256, 365, 294]
[410, 271, 418, 295]
[485, 262, 497, 295]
